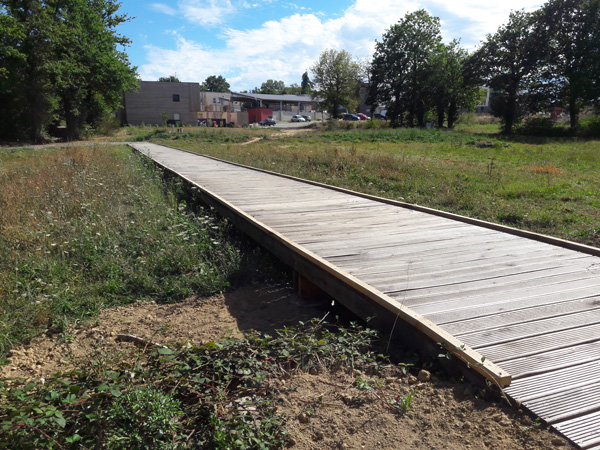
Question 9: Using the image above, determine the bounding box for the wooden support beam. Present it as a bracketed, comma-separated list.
[293, 272, 330, 302]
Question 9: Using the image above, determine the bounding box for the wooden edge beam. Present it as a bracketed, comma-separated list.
[131, 143, 512, 387]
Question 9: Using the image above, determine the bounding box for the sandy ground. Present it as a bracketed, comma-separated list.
[2, 283, 572, 449]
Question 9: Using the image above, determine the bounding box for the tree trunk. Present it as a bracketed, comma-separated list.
[436, 102, 445, 128]
[503, 92, 516, 134]
[569, 96, 580, 130]
[447, 101, 458, 129]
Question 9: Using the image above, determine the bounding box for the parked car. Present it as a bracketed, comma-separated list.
[373, 113, 387, 120]
[291, 115, 306, 122]
[356, 113, 369, 120]
[258, 118, 276, 126]
[343, 114, 360, 121]
[302, 115, 312, 122]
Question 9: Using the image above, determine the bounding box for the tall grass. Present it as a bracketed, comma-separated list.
[0, 145, 242, 356]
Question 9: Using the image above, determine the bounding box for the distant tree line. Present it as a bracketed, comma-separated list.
[472, 0, 600, 133]
[311, 0, 599, 132]
[0, 0, 138, 142]
[248, 72, 312, 95]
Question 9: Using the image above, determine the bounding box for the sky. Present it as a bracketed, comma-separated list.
[116, 0, 544, 92]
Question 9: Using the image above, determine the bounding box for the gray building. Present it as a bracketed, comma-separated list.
[121, 81, 201, 126]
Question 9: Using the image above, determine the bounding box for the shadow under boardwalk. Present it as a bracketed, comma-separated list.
[131, 142, 600, 450]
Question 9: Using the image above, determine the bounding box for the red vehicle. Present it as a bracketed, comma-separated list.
[356, 113, 369, 120]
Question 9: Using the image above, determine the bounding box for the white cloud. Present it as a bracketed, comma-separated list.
[138, 0, 545, 91]
[151, 3, 178, 16]
[429, 0, 544, 47]
[179, 0, 235, 26]
[152, 0, 236, 26]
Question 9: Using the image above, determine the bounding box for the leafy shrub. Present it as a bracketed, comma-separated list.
[579, 116, 600, 138]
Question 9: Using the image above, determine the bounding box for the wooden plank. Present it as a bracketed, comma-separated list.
[300, 228, 521, 253]
[521, 380, 600, 424]
[441, 296, 600, 336]
[505, 360, 600, 401]
[389, 270, 600, 307]
[553, 410, 600, 449]
[500, 341, 600, 378]
[331, 245, 580, 276]
[410, 279, 600, 318]
[356, 255, 592, 289]
[475, 323, 600, 362]
[378, 263, 599, 302]
[455, 309, 600, 348]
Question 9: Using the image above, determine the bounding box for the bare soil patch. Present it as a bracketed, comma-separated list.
[2, 283, 571, 449]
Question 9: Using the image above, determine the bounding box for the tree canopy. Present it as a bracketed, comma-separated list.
[256, 79, 285, 94]
[311, 49, 361, 119]
[369, 10, 442, 127]
[471, 10, 545, 134]
[301, 72, 312, 94]
[201, 75, 230, 92]
[0, 0, 138, 142]
[158, 76, 180, 82]
[539, 0, 600, 129]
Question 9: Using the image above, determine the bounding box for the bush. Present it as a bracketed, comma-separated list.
[515, 116, 569, 137]
[579, 116, 600, 138]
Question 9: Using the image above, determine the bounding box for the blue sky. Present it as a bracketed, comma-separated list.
[117, 0, 543, 92]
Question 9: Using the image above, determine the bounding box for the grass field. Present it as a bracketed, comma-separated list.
[145, 124, 600, 248]
[0, 145, 246, 356]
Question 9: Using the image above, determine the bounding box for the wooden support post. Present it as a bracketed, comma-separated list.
[293, 271, 330, 302]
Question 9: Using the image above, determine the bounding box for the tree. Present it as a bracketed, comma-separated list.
[301, 71, 312, 94]
[158, 76, 180, 82]
[283, 83, 301, 95]
[539, 0, 600, 129]
[428, 41, 481, 128]
[259, 79, 285, 94]
[0, 0, 138, 142]
[202, 75, 230, 92]
[369, 10, 442, 127]
[310, 49, 361, 119]
[471, 10, 543, 134]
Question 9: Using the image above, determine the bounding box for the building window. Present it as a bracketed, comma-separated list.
[173, 94, 180, 102]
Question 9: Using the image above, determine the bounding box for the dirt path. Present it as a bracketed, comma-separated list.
[2, 283, 571, 449]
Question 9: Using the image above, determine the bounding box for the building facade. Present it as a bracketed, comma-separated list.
[119, 81, 321, 126]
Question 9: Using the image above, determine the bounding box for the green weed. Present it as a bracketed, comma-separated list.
[0, 319, 382, 449]
[388, 389, 417, 414]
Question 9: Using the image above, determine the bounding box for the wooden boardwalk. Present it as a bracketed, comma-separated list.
[132, 143, 600, 449]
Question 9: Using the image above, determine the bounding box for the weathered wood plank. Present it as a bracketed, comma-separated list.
[441, 296, 600, 335]
[457, 309, 600, 348]
[388, 269, 600, 307]
[553, 410, 600, 449]
[476, 323, 600, 362]
[522, 380, 600, 424]
[506, 360, 600, 401]
[501, 341, 600, 378]
[410, 279, 600, 318]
